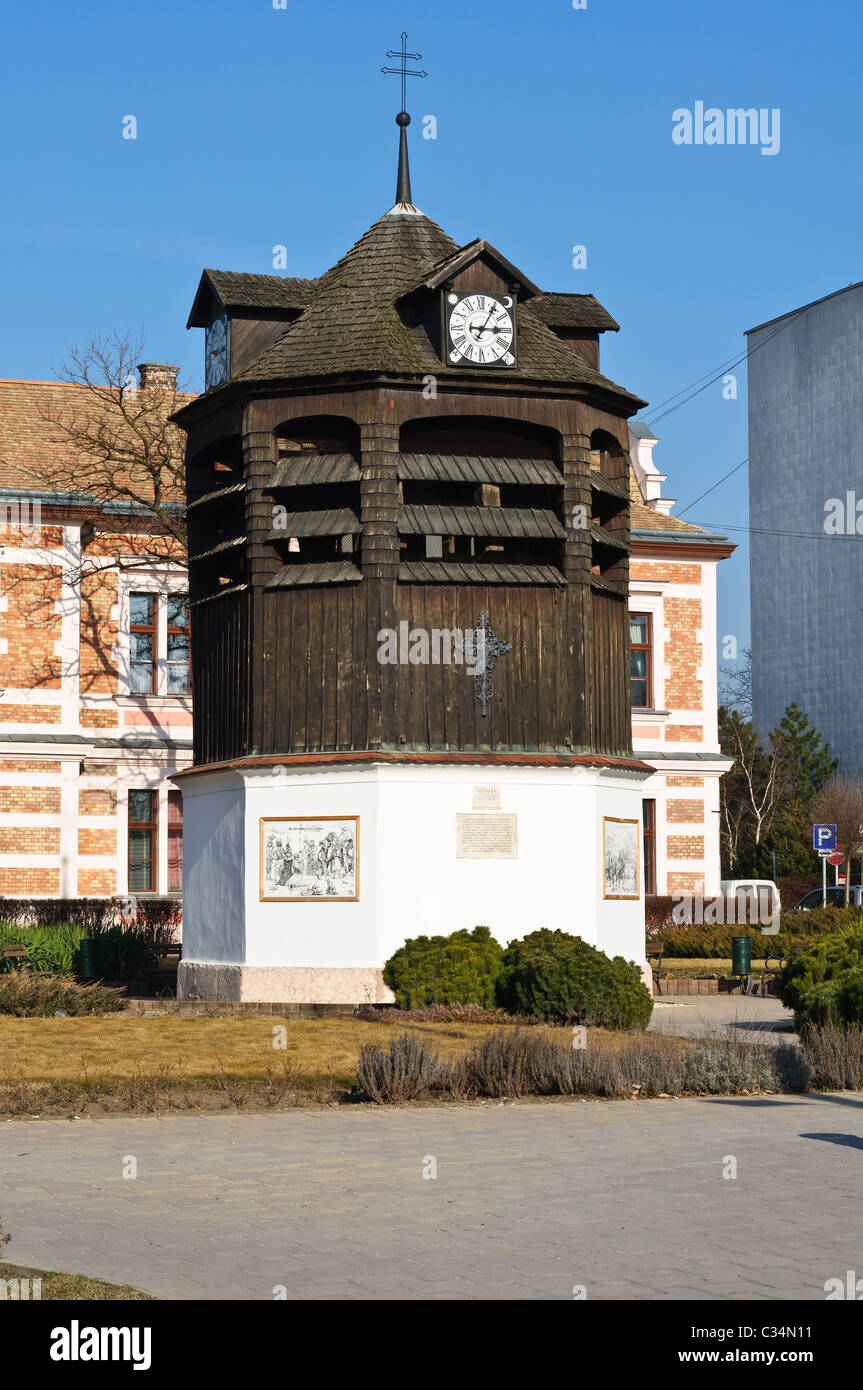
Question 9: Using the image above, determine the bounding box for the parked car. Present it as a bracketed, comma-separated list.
[788, 886, 863, 912]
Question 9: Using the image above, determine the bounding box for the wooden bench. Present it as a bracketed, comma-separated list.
[647, 949, 665, 996]
[1, 945, 30, 971]
[0, 945, 51, 976]
[760, 940, 806, 994]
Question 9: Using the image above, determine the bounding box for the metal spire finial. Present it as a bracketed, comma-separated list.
[381, 32, 427, 205]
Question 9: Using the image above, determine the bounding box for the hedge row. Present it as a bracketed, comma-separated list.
[655, 907, 861, 959]
[0, 897, 181, 929]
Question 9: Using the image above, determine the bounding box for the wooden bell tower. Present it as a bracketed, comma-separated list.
[173, 46, 653, 1005]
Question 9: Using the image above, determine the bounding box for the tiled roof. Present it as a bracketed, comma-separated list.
[628, 459, 706, 534]
[0, 379, 193, 496]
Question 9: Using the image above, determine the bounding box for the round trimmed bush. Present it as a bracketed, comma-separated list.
[383, 925, 504, 1009]
[495, 929, 653, 1029]
[776, 928, 863, 1029]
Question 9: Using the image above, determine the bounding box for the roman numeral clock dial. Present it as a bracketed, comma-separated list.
[205, 313, 229, 391]
[446, 292, 516, 367]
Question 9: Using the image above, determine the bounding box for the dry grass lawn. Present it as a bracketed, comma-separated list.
[0, 1014, 575, 1091]
[0, 1262, 154, 1300]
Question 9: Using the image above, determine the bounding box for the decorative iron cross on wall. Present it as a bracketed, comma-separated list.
[380, 31, 427, 112]
[472, 611, 512, 717]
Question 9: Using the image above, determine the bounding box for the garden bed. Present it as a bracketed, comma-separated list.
[1, 1011, 856, 1117]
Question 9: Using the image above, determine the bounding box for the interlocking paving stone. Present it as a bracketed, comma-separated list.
[1, 1094, 862, 1299]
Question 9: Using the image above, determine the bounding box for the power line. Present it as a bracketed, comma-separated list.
[642, 302, 811, 431]
[678, 457, 748, 517]
[685, 519, 863, 543]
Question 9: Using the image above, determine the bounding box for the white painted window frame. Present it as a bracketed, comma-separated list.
[628, 587, 666, 713]
[116, 567, 189, 699]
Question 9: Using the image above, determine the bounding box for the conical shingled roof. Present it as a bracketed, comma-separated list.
[232, 207, 644, 405]
[235, 210, 458, 383]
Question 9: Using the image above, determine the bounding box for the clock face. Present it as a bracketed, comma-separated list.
[205, 314, 228, 391]
[447, 292, 516, 367]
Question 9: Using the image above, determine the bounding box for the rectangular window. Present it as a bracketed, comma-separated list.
[129, 594, 156, 694]
[128, 789, 157, 892]
[629, 612, 652, 709]
[642, 799, 656, 896]
[166, 594, 191, 694]
[167, 790, 183, 892]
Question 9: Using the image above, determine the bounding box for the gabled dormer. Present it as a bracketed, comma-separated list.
[186, 270, 317, 390]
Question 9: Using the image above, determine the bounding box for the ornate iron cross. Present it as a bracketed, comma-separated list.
[380, 31, 426, 113]
[472, 611, 512, 717]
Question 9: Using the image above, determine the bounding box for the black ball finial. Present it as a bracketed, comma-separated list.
[396, 111, 411, 127]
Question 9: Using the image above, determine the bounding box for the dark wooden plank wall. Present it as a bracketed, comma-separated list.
[589, 587, 629, 755]
[185, 385, 636, 763]
[191, 588, 250, 765]
[230, 313, 299, 378]
[253, 580, 595, 754]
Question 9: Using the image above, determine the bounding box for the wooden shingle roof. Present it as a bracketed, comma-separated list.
[528, 294, 620, 332]
[234, 212, 458, 382]
[227, 210, 644, 404]
[187, 271, 317, 327]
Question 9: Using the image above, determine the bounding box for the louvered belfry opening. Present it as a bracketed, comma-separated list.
[589, 429, 630, 589]
[397, 416, 566, 583]
[265, 416, 362, 588]
[187, 436, 246, 604]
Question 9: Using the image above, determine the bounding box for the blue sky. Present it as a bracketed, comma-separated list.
[2, 0, 860, 657]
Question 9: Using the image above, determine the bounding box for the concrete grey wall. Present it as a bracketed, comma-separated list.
[748, 284, 863, 774]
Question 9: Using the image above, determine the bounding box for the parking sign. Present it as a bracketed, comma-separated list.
[813, 823, 837, 852]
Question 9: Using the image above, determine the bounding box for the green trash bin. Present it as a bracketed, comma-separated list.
[79, 938, 100, 980]
[732, 934, 752, 993]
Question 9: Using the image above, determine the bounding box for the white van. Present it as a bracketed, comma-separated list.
[719, 879, 782, 934]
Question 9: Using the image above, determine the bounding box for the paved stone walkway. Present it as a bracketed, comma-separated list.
[2, 1092, 862, 1299]
[649, 994, 795, 1040]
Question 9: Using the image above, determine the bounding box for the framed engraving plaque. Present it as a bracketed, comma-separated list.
[602, 816, 640, 900]
[260, 816, 358, 901]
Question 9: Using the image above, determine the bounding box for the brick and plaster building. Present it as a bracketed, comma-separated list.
[0, 372, 733, 913]
[0, 371, 192, 900]
[627, 422, 735, 896]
